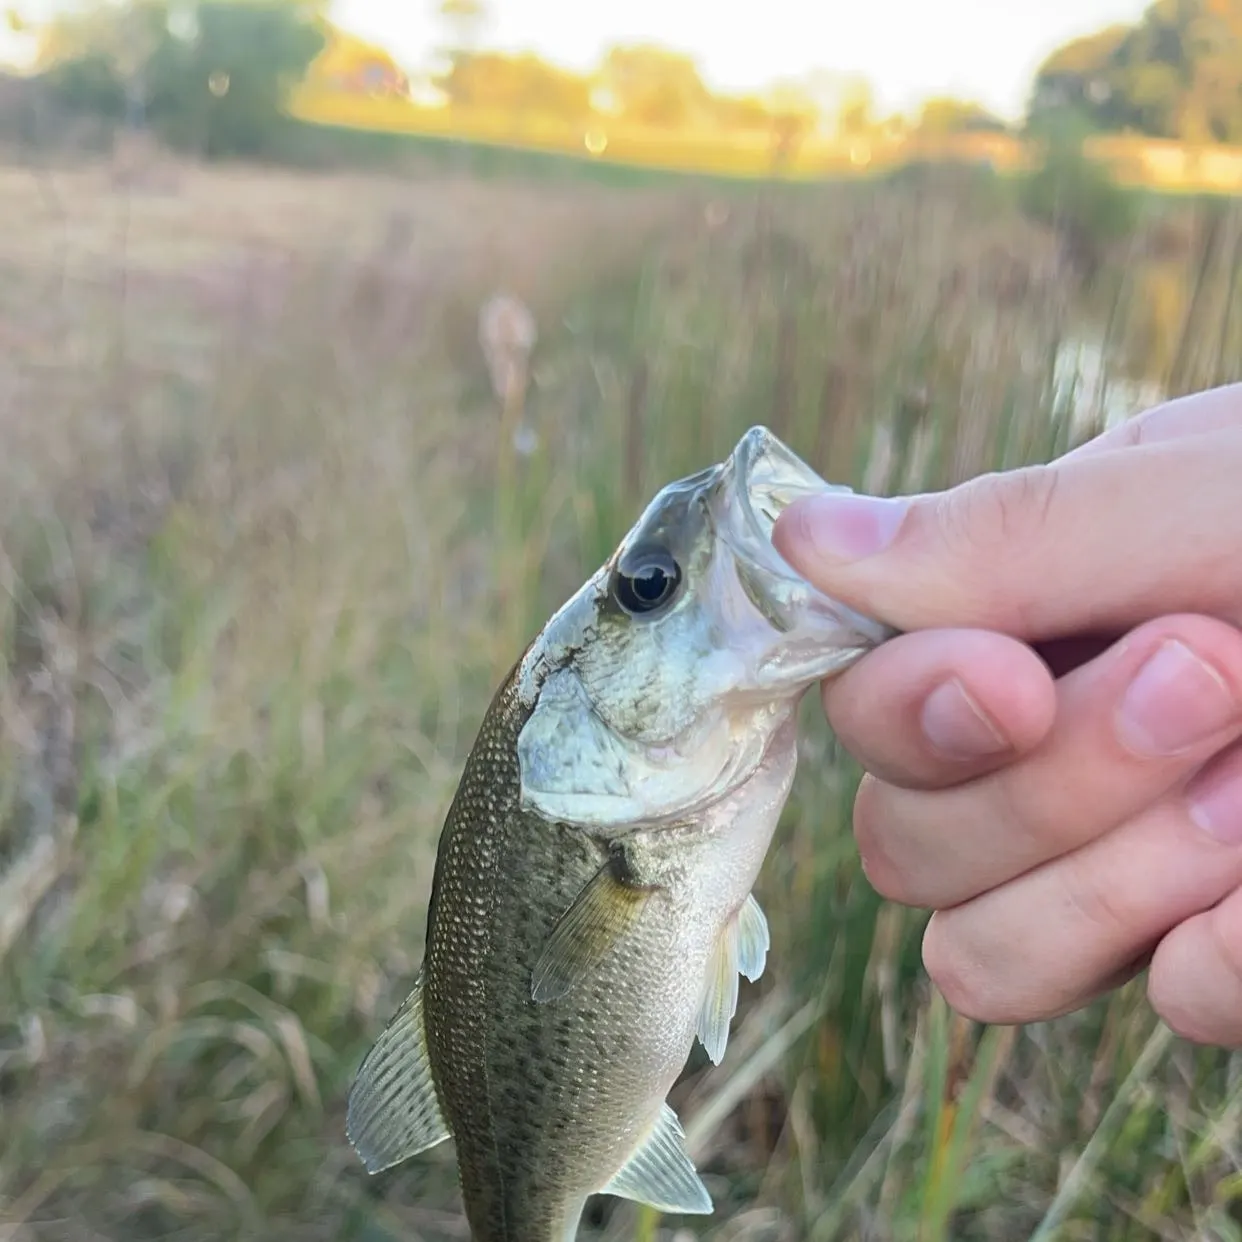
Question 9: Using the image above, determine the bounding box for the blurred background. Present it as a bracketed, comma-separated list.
[2, 1, 1242, 1239]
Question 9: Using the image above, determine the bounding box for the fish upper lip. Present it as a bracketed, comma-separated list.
[719, 425, 837, 585]
[717, 425, 896, 650]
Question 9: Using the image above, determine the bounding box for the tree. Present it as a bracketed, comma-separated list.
[40, 50, 127, 119]
[761, 81, 819, 164]
[146, 1, 326, 156]
[36, 0, 168, 69]
[709, 92, 774, 134]
[435, 51, 591, 119]
[595, 45, 713, 129]
[37, 0, 328, 159]
[1027, 0, 1242, 142]
[834, 77, 876, 138]
[1018, 109, 1139, 280]
[917, 96, 1009, 135]
[36, 0, 170, 123]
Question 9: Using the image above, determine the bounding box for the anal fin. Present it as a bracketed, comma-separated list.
[346, 972, 451, 1174]
[599, 1103, 712, 1215]
[531, 853, 656, 1003]
[696, 893, 770, 1065]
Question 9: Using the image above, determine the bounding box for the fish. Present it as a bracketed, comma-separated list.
[345, 426, 896, 1242]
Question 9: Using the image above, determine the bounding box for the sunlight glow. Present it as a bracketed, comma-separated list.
[330, 0, 1151, 121]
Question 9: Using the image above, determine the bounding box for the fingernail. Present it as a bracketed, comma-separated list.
[921, 678, 1010, 760]
[1116, 640, 1240, 758]
[1188, 750, 1242, 845]
[784, 493, 909, 563]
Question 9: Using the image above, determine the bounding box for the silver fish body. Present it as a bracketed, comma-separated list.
[346, 428, 895, 1241]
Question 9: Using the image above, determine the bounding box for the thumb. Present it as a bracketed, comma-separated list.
[772, 431, 1242, 642]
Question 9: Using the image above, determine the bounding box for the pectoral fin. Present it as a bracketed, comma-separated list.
[600, 1103, 712, 1215]
[735, 892, 770, 982]
[696, 893, 770, 1065]
[531, 855, 655, 1003]
[345, 973, 451, 1174]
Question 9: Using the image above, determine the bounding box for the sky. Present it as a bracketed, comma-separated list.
[2, 0, 1151, 121]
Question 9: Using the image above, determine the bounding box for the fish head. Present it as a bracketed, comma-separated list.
[515, 426, 897, 832]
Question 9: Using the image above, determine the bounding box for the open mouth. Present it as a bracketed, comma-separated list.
[718, 426, 896, 673]
[731, 426, 839, 562]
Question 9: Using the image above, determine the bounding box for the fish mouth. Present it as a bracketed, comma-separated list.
[714, 426, 896, 684]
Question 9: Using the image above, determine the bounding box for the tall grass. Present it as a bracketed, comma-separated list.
[1, 153, 1241, 1242]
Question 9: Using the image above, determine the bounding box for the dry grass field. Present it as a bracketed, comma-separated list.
[1, 148, 1242, 1242]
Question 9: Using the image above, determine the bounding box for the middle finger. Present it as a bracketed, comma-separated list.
[855, 614, 1242, 910]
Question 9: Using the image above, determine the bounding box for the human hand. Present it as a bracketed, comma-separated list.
[772, 384, 1242, 1044]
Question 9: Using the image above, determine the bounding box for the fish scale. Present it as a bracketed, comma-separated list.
[426, 671, 710, 1239]
[345, 427, 897, 1242]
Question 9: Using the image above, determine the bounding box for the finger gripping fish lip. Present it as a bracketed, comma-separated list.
[513, 426, 893, 831]
[722, 425, 897, 647]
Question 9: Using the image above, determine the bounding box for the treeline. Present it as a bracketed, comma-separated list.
[446, 0, 1242, 147]
[9, 0, 1242, 164]
[1029, 0, 1242, 144]
[418, 46, 1013, 145]
[10, 0, 328, 158]
[10, 0, 1012, 158]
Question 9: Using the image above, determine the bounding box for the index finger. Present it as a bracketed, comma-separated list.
[776, 425, 1242, 642]
[1064, 382, 1242, 459]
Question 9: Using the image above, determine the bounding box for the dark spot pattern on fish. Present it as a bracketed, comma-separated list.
[420, 666, 710, 1240]
[354, 430, 893, 1240]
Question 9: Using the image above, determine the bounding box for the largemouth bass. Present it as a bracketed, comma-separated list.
[346, 427, 895, 1241]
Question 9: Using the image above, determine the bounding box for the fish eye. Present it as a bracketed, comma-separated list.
[612, 547, 683, 617]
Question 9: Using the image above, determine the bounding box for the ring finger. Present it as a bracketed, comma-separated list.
[854, 615, 1242, 910]
[922, 740, 1242, 1024]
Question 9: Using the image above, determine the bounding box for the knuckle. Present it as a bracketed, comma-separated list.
[989, 769, 1089, 870]
[940, 468, 1038, 549]
[1062, 866, 1136, 941]
[929, 467, 1061, 626]
[1120, 408, 1157, 447]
